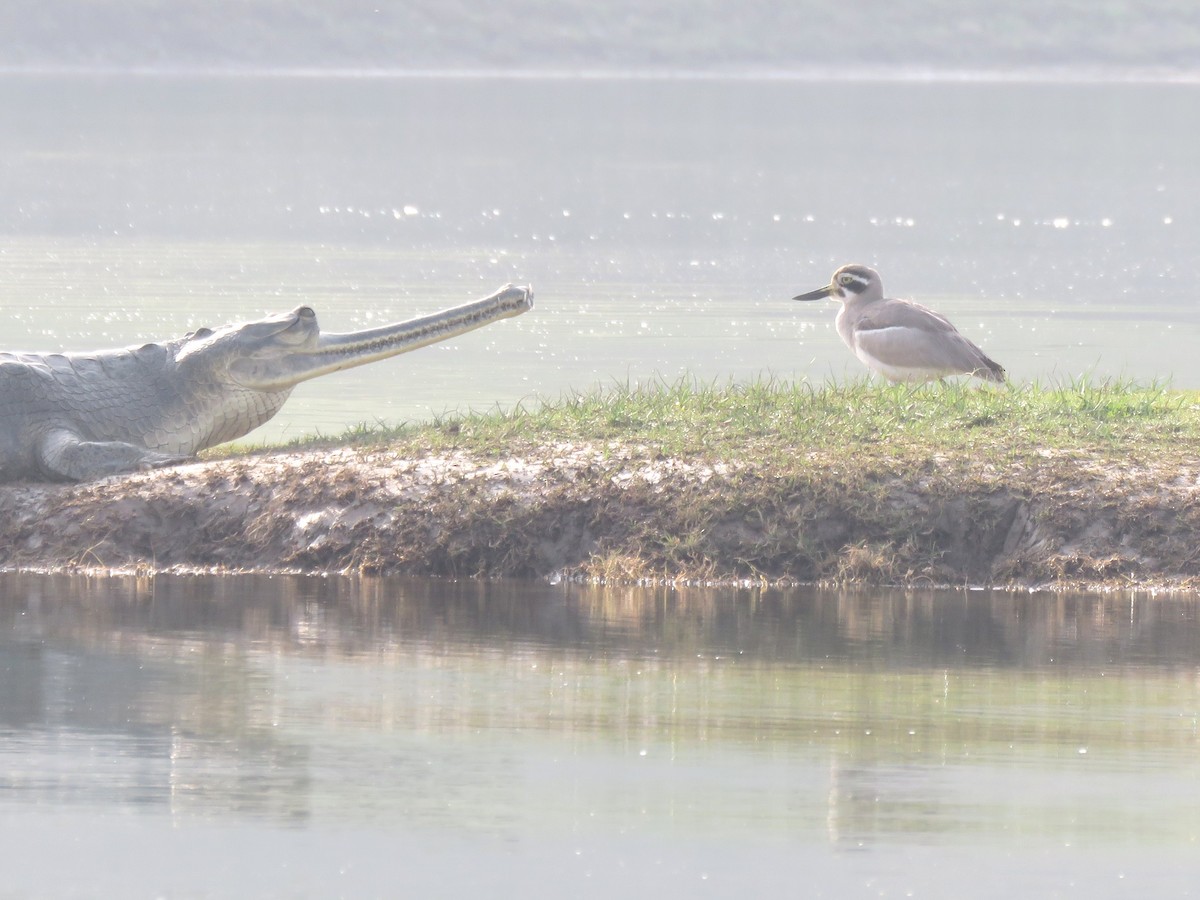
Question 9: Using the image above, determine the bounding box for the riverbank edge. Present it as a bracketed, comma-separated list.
[1, 441, 1196, 592]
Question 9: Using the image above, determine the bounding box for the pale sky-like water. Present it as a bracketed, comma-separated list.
[0, 75, 1197, 442]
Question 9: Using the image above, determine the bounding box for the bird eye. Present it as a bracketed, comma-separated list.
[838, 273, 855, 286]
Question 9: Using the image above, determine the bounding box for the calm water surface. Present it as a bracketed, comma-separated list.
[1, 574, 1199, 897]
[1, 75, 1199, 442]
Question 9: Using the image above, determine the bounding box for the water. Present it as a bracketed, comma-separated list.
[1, 573, 1199, 896]
[1, 74, 1199, 442]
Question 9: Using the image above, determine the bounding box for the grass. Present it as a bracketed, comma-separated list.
[267, 375, 1200, 470]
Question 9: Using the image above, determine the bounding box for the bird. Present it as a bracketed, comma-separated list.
[793, 264, 1005, 383]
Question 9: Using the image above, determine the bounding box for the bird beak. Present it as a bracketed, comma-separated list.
[793, 283, 834, 302]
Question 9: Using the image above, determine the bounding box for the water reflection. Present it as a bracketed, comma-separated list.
[8, 572, 1200, 667]
[2, 574, 1199, 895]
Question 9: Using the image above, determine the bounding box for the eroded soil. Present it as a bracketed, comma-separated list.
[1, 442, 1199, 590]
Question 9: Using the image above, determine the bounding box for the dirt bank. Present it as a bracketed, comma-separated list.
[1, 442, 1198, 590]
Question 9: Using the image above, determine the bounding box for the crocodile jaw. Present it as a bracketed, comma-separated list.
[228, 284, 533, 391]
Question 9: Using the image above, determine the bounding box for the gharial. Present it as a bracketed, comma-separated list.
[0, 283, 532, 482]
[793, 264, 1005, 384]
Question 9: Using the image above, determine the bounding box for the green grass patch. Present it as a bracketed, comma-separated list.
[251, 376, 1200, 469]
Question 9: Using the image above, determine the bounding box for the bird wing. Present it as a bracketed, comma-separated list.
[867, 299, 959, 333]
[854, 301, 1002, 378]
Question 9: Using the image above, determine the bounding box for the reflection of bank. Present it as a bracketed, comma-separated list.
[2, 571, 1197, 668]
[350, 576, 1200, 667]
[2, 573, 1200, 839]
[3, 566, 1190, 666]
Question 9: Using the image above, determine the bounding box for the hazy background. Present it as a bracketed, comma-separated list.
[1, 3, 1199, 442]
[2, 0, 1199, 74]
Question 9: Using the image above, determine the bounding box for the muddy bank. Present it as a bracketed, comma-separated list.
[1, 443, 1198, 590]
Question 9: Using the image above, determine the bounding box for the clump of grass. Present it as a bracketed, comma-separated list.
[250, 375, 1200, 470]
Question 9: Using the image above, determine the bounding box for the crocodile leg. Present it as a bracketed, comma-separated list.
[38, 428, 191, 482]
